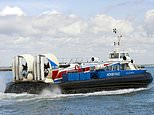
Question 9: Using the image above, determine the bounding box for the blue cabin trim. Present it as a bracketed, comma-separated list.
[97, 70, 146, 79]
[61, 69, 146, 82]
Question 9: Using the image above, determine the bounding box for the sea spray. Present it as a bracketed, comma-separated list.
[0, 76, 7, 92]
[37, 87, 149, 99]
[0, 87, 150, 104]
[0, 71, 12, 93]
[40, 86, 62, 97]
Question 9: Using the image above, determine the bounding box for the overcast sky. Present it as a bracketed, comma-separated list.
[0, 0, 154, 66]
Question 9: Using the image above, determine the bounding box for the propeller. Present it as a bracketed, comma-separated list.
[22, 63, 28, 78]
[44, 62, 50, 77]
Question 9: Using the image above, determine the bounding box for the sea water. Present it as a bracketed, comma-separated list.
[0, 67, 153, 115]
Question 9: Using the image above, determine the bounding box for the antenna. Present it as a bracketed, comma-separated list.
[113, 28, 117, 34]
[112, 28, 122, 51]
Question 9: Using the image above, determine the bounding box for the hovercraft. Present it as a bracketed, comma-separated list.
[5, 29, 153, 94]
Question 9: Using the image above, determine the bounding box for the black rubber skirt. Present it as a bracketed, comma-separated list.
[4, 72, 153, 94]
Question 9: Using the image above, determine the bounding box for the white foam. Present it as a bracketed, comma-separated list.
[0, 77, 7, 92]
[0, 87, 151, 102]
[49, 87, 149, 98]
[40, 86, 62, 97]
[34, 87, 150, 100]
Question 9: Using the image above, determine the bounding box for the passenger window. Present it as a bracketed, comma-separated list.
[105, 66, 112, 71]
[113, 65, 119, 70]
[108, 66, 112, 71]
[120, 63, 130, 70]
[120, 64, 125, 70]
[126, 63, 130, 70]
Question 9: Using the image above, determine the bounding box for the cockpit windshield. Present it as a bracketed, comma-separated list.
[109, 53, 119, 59]
[120, 53, 125, 58]
[109, 52, 130, 59]
[126, 53, 129, 56]
[120, 53, 130, 58]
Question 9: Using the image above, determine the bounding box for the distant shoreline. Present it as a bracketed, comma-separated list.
[0, 66, 12, 71]
[137, 64, 154, 68]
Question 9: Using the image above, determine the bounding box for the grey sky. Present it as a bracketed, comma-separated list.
[0, 0, 154, 66]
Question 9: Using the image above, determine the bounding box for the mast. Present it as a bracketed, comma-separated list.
[113, 28, 122, 52]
